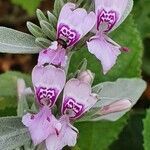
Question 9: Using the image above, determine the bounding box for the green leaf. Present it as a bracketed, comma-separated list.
[0, 116, 30, 150]
[133, 0, 150, 38]
[143, 109, 150, 150]
[78, 78, 146, 122]
[0, 27, 41, 54]
[36, 9, 48, 23]
[27, 22, 46, 38]
[11, 0, 41, 16]
[76, 114, 129, 150]
[53, 0, 65, 17]
[40, 20, 56, 40]
[69, 15, 143, 84]
[0, 71, 31, 115]
[47, 11, 57, 28]
[35, 37, 51, 48]
[110, 110, 145, 150]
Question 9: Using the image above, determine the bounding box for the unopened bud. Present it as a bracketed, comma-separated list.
[99, 99, 132, 115]
[78, 70, 94, 84]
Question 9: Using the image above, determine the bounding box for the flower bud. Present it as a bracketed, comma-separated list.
[78, 70, 94, 84]
[99, 99, 132, 115]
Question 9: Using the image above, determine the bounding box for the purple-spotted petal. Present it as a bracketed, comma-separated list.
[61, 79, 97, 119]
[94, 0, 133, 32]
[57, 3, 96, 47]
[32, 65, 66, 107]
[87, 35, 121, 74]
[22, 106, 61, 145]
[46, 115, 78, 150]
[38, 41, 67, 67]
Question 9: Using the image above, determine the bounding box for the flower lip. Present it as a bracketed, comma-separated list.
[57, 23, 81, 47]
[97, 9, 118, 32]
[62, 97, 84, 119]
[32, 65, 66, 108]
[57, 3, 96, 47]
[36, 87, 59, 107]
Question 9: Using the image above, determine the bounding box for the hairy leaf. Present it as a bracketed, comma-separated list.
[40, 20, 56, 40]
[78, 78, 146, 122]
[0, 117, 30, 150]
[27, 22, 45, 38]
[36, 9, 48, 23]
[0, 27, 41, 54]
[35, 37, 51, 48]
[53, 0, 64, 17]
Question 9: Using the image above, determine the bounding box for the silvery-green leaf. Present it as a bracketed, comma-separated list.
[0, 27, 41, 54]
[53, 0, 64, 17]
[78, 78, 146, 122]
[40, 20, 56, 40]
[47, 11, 57, 28]
[36, 9, 48, 22]
[0, 117, 30, 150]
[27, 22, 45, 38]
[35, 37, 51, 48]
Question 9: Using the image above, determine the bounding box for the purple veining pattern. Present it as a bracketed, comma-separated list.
[97, 9, 118, 32]
[62, 97, 84, 119]
[36, 87, 59, 108]
[57, 23, 81, 47]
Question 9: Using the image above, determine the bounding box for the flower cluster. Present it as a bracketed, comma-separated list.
[22, 0, 134, 149]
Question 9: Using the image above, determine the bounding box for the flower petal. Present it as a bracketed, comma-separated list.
[57, 3, 96, 47]
[38, 41, 67, 67]
[22, 106, 61, 145]
[46, 115, 78, 150]
[109, 0, 133, 32]
[58, 2, 76, 23]
[87, 35, 121, 74]
[94, 0, 133, 32]
[32, 65, 66, 107]
[61, 79, 97, 119]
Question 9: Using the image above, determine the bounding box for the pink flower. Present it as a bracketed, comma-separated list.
[38, 3, 96, 67]
[32, 64, 66, 108]
[61, 78, 97, 120]
[38, 41, 67, 67]
[87, 0, 133, 74]
[22, 106, 61, 145]
[57, 3, 96, 47]
[45, 77, 97, 149]
[46, 115, 78, 150]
